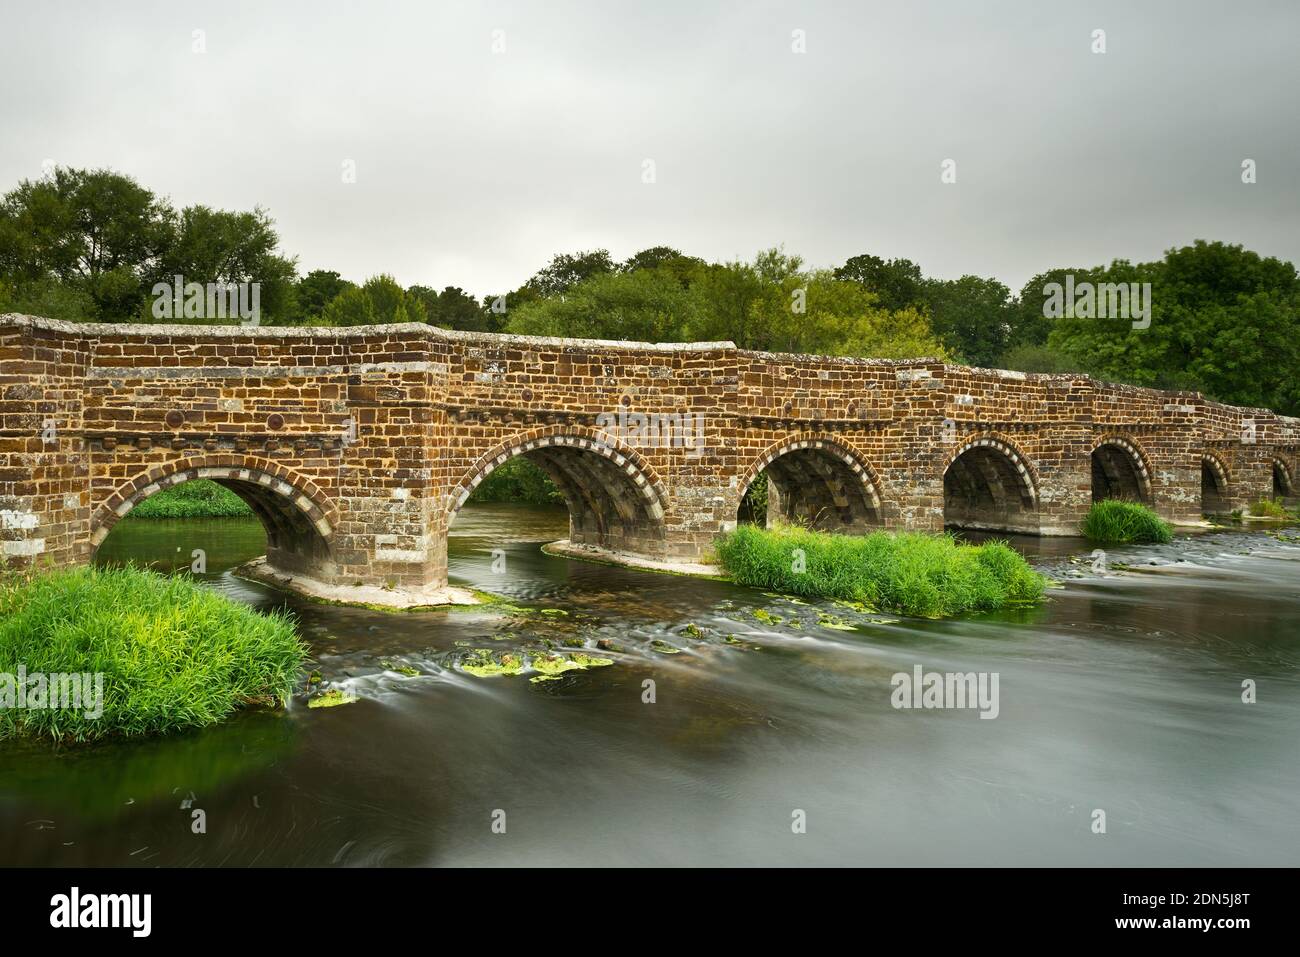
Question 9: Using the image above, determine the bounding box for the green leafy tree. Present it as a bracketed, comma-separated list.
[834, 254, 925, 312]
[998, 342, 1085, 375]
[0, 167, 169, 320]
[154, 205, 298, 323]
[506, 267, 698, 342]
[689, 248, 945, 358]
[1007, 267, 1073, 354]
[922, 275, 1015, 367]
[0, 167, 299, 324]
[433, 285, 491, 331]
[296, 270, 354, 322]
[321, 274, 428, 326]
[621, 246, 706, 285]
[0, 276, 95, 322]
[524, 249, 615, 297]
[685, 257, 769, 347]
[1045, 242, 1300, 413]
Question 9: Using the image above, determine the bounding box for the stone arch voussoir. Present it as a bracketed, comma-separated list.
[1272, 456, 1295, 496]
[1091, 433, 1155, 503]
[447, 425, 669, 522]
[89, 455, 338, 551]
[943, 431, 1039, 504]
[737, 433, 884, 510]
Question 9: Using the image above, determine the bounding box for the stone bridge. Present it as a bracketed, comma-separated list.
[3, 315, 1297, 604]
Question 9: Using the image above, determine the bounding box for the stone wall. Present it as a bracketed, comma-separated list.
[2, 314, 1296, 596]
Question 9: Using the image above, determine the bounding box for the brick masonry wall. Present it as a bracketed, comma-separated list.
[2, 314, 1295, 590]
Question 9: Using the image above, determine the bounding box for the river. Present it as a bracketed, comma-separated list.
[3, 505, 1298, 866]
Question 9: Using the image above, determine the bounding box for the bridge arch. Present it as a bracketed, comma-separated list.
[736, 434, 884, 532]
[1091, 435, 1154, 504]
[448, 426, 669, 558]
[1200, 452, 1232, 515]
[942, 433, 1039, 534]
[1273, 457, 1295, 503]
[90, 456, 338, 575]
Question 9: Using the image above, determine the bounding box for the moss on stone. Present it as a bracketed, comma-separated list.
[308, 689, 357, 709]
[460, 649, 525, 677]
[816, 612, 857, 631]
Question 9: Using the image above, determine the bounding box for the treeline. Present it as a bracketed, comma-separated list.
[2, 167, 1297, 415]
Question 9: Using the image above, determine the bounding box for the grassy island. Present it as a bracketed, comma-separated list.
[1080, 500, 1173, 544]
[717, 524, 1046, 618]
[0, 566, 305, 742]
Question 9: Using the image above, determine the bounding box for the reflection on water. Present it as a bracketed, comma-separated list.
[3, 505, 1298, 866]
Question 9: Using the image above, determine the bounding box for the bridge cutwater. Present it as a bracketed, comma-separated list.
[2, 314, 1296, 603]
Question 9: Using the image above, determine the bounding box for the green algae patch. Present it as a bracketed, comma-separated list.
[530, 654, 584, 677]
[308, 689, 357, 709]
[460, 648, 611, 680]
[569, 654, 613, 668]
[816, 612, 857, 631]
[650, 639, 682, 654]
[531, 652, 612, 676]
[751, 608, 783, 626]
[460, 649, 526, 677]
[380, 659, 421, 677]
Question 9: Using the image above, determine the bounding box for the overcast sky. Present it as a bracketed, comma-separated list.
[1, 0, 1296, 296]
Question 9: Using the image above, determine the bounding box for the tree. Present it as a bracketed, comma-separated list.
[1044, 242, 1300, 414]
[998, 342, 1085, 375]
[834, 254, 925, 312]
[684, 258, 767, 347]
[296, 270, 354, 322]
[434, 285, 490, 331]
[0, 167, 300, 324]
[321, 275, 428, 326]
[1006, 267, 1074, 356]
[524, 249, 615, 297]
[922, 275, 1015, 367]
[480, 285, 537, 332]
[621, 246, 706, 285]
[0, 276, 94, 323]
[154, 205, 297, 323]
[0, 167, 169, 320]
[408, 284, 494, 332]
[506, 267, 698, 342]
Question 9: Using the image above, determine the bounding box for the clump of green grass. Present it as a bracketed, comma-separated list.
[0, 566, 305, 743]
[1080, 500, 1173, 544]
[715, 524, 1046, 618]
[1248, 498, 1290, 518]
[128, 479, 253, 519]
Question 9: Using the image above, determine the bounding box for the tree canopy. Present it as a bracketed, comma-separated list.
[2, 168, 1296, 413]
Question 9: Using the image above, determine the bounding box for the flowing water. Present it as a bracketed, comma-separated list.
[3, 505, 1299, 866]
